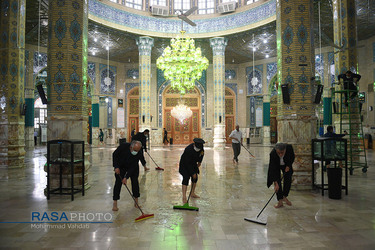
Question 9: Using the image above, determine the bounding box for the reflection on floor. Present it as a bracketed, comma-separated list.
[0, 144, 374, 249]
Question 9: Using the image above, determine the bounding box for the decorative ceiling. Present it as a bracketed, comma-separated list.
[25, 0, 375, 64]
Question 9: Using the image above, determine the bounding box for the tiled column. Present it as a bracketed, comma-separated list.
[25, 51, 35, 149]
[136, 37, 154, 133]
[0, 0, 26, 168]
[333, 0, 358, 75]
[210, 37, 228, 150]
[47, 0, 89, 188]
[276, 0, 316, 188]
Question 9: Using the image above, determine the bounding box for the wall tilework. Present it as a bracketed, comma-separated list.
[246, 65, 263, 95]
[99, 63, 116, 95]
[89, 0, 276, 36]
[125, 83, 139, 127]
[88, 62, 96, 89]
[33, 52, 47, 76]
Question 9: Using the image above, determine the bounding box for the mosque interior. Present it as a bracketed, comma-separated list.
[1, 0, 375, 248]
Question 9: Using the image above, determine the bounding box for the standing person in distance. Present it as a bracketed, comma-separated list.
[267, 143, 295, 208]
[99, 128, 104, 145]
[163, 128, 169, 144]
[132, 129, 163, 170]
[179, 138, 205, 204]
[112, 140, 148, 211]
[229, 125, 243, 164]
[34, 130, 38, 146]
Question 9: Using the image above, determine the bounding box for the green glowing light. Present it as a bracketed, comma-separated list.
[156, 31, 209, 95]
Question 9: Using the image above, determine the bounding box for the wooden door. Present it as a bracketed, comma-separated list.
[169, 110, 199, 144]
[225, 116, 235, 144]
[128, 117, 139, 140]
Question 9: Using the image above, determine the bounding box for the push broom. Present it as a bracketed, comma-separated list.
[145, 151, 164, 170]
[173, 184, 199, 211]
[244, 176, 284, 225]
[241, 144, 256, 158]
[124, 183, 154, 222]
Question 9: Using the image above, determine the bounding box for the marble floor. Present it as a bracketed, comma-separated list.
[0, 144, 374, 250]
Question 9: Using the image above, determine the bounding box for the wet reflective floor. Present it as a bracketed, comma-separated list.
[1, 144, 375, 249]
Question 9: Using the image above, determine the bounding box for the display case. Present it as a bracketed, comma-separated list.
[312, 137, 348, 196]
[47, 140, 85, 201]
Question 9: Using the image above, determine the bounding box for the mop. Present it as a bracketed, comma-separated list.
[241, 144, 256, 158]
[244, 176, 284, 225]
[123, 183, 154, 222]
[145, 151, 164, 170]
[173, 184, 199, 211]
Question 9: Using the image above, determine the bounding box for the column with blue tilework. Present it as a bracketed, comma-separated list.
[46, 0, 90, 190]
[0, 0, 26, 168]
[276, 0, 316, 187]
[136, 37, 154, 134]
[210, 37, 228, 150]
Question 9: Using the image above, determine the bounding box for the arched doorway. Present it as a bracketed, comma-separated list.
[225, 87, 236, 143]
[163, 86, 201, 145]
[127, 87, 140, 140]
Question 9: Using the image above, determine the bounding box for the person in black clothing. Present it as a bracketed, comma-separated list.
[131, 129, 136, 140]
[267, 143, 295, 208]
[337, 70, 361, 105]
[323, 126, 347, 168]
[163, 128, 169, 144]
[132, 129, 150, 152]
[179, 138, 205, 203]
[112, 140, 148, 211]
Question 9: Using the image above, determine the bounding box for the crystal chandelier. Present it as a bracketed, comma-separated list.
[156, 31, 209, 95]
[171, 99, 193, 124]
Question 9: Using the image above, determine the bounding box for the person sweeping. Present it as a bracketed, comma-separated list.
[112, 140, 148, 211]
[267, 143, 295, 208]
[179, 138, 205, 204]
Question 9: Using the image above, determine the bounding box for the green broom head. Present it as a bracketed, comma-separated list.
[173, 203, 199, 211]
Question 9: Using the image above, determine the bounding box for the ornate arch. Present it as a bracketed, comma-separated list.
[158, 81, 206, 128]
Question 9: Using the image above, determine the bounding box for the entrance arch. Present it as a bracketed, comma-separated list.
[127, 87, 140, 140]
[163, 86, 201, 145]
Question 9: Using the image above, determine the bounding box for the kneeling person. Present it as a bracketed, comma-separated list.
[179, 138, 205, 204]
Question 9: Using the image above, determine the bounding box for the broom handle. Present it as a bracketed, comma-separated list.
[186, 181, 194, 204]
[145, 151, 160, 168]
[241, 144, 255, 158]
[256, 175, 285, 218]
[120, 174, 145, 215]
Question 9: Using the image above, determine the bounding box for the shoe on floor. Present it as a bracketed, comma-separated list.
[155, 167, 164, 171]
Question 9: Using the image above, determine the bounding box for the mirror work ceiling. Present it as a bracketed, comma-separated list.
[26, 0, 375, 64]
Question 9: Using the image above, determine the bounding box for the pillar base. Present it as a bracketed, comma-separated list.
[213, 124, 226, 150]
[277, 117, 317, 187]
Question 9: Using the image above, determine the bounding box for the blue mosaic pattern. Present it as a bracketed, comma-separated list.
[246, 65, 263, 95]
[328, 52, 335, 85]
[297, 18, 307, 52]
[127, 69, 139, 79]
[125, 83, 139, 127]
[283, 20, 293, 53]
[158, 82, 206, 128]
[226, 83, 237, 124]
[266, 62, 277, 86]
[250, 97, 255, 127]
[69, 14, 82, 49]
[88, 62, 96, 88]
[315, 54, 324, 84]
[55, 12, 66, 48]
[33, 52, 47, 76]
[225, 69, 236, 80]
[89, 0, 276, 36]
[99, 63, 116, 95]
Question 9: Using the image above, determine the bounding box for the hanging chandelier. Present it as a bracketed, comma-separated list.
[171, 99, 193, 124]
[156, 31, 209, 95]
